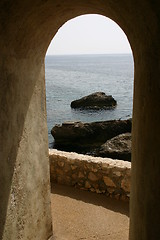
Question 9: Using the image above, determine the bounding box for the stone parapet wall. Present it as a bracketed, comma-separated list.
[49, 149, 131, 201]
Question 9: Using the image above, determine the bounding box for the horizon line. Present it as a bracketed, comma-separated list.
[46, 52, 132, 56]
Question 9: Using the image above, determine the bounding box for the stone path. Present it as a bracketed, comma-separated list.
[51, 184, 129, 240]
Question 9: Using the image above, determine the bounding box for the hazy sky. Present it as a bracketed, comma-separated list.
[46, 14, 131, 55]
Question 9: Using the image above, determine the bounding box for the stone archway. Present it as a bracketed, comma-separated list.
[0, 1, 160, 239]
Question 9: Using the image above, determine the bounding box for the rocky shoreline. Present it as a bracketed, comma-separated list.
[51, 118, 132, 161]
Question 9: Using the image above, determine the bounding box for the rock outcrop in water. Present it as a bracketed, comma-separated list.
[98, 133, 132, 161]
[71, 92, 117, 110]
[51, 119, 132, 159]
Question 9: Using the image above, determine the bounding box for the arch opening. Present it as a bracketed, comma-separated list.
[45, 14, 134, 162]
[46, 14, 133, 239]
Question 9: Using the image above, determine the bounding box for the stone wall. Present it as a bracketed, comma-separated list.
[49, 149, 131, 201]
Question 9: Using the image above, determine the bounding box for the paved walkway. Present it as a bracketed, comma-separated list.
[51, 184, 129, 240]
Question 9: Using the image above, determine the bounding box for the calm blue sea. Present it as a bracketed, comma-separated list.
[45, 54, 134, 147]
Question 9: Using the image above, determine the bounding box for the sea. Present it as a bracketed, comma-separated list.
[45, 54, 134, 147]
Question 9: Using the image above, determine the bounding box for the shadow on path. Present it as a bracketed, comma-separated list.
[51, 183, 129, 217]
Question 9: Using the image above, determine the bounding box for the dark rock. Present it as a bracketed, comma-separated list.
[51, 119, 132, 154]
[98, 133, 132, 161]
[71, 92, 117, 110]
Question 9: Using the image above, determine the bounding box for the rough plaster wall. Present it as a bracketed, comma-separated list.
[0, 54, 53, 239]
[0, 1, 54, 239]
[0, 0, 160, 239]
[130, 35, 160, 240]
